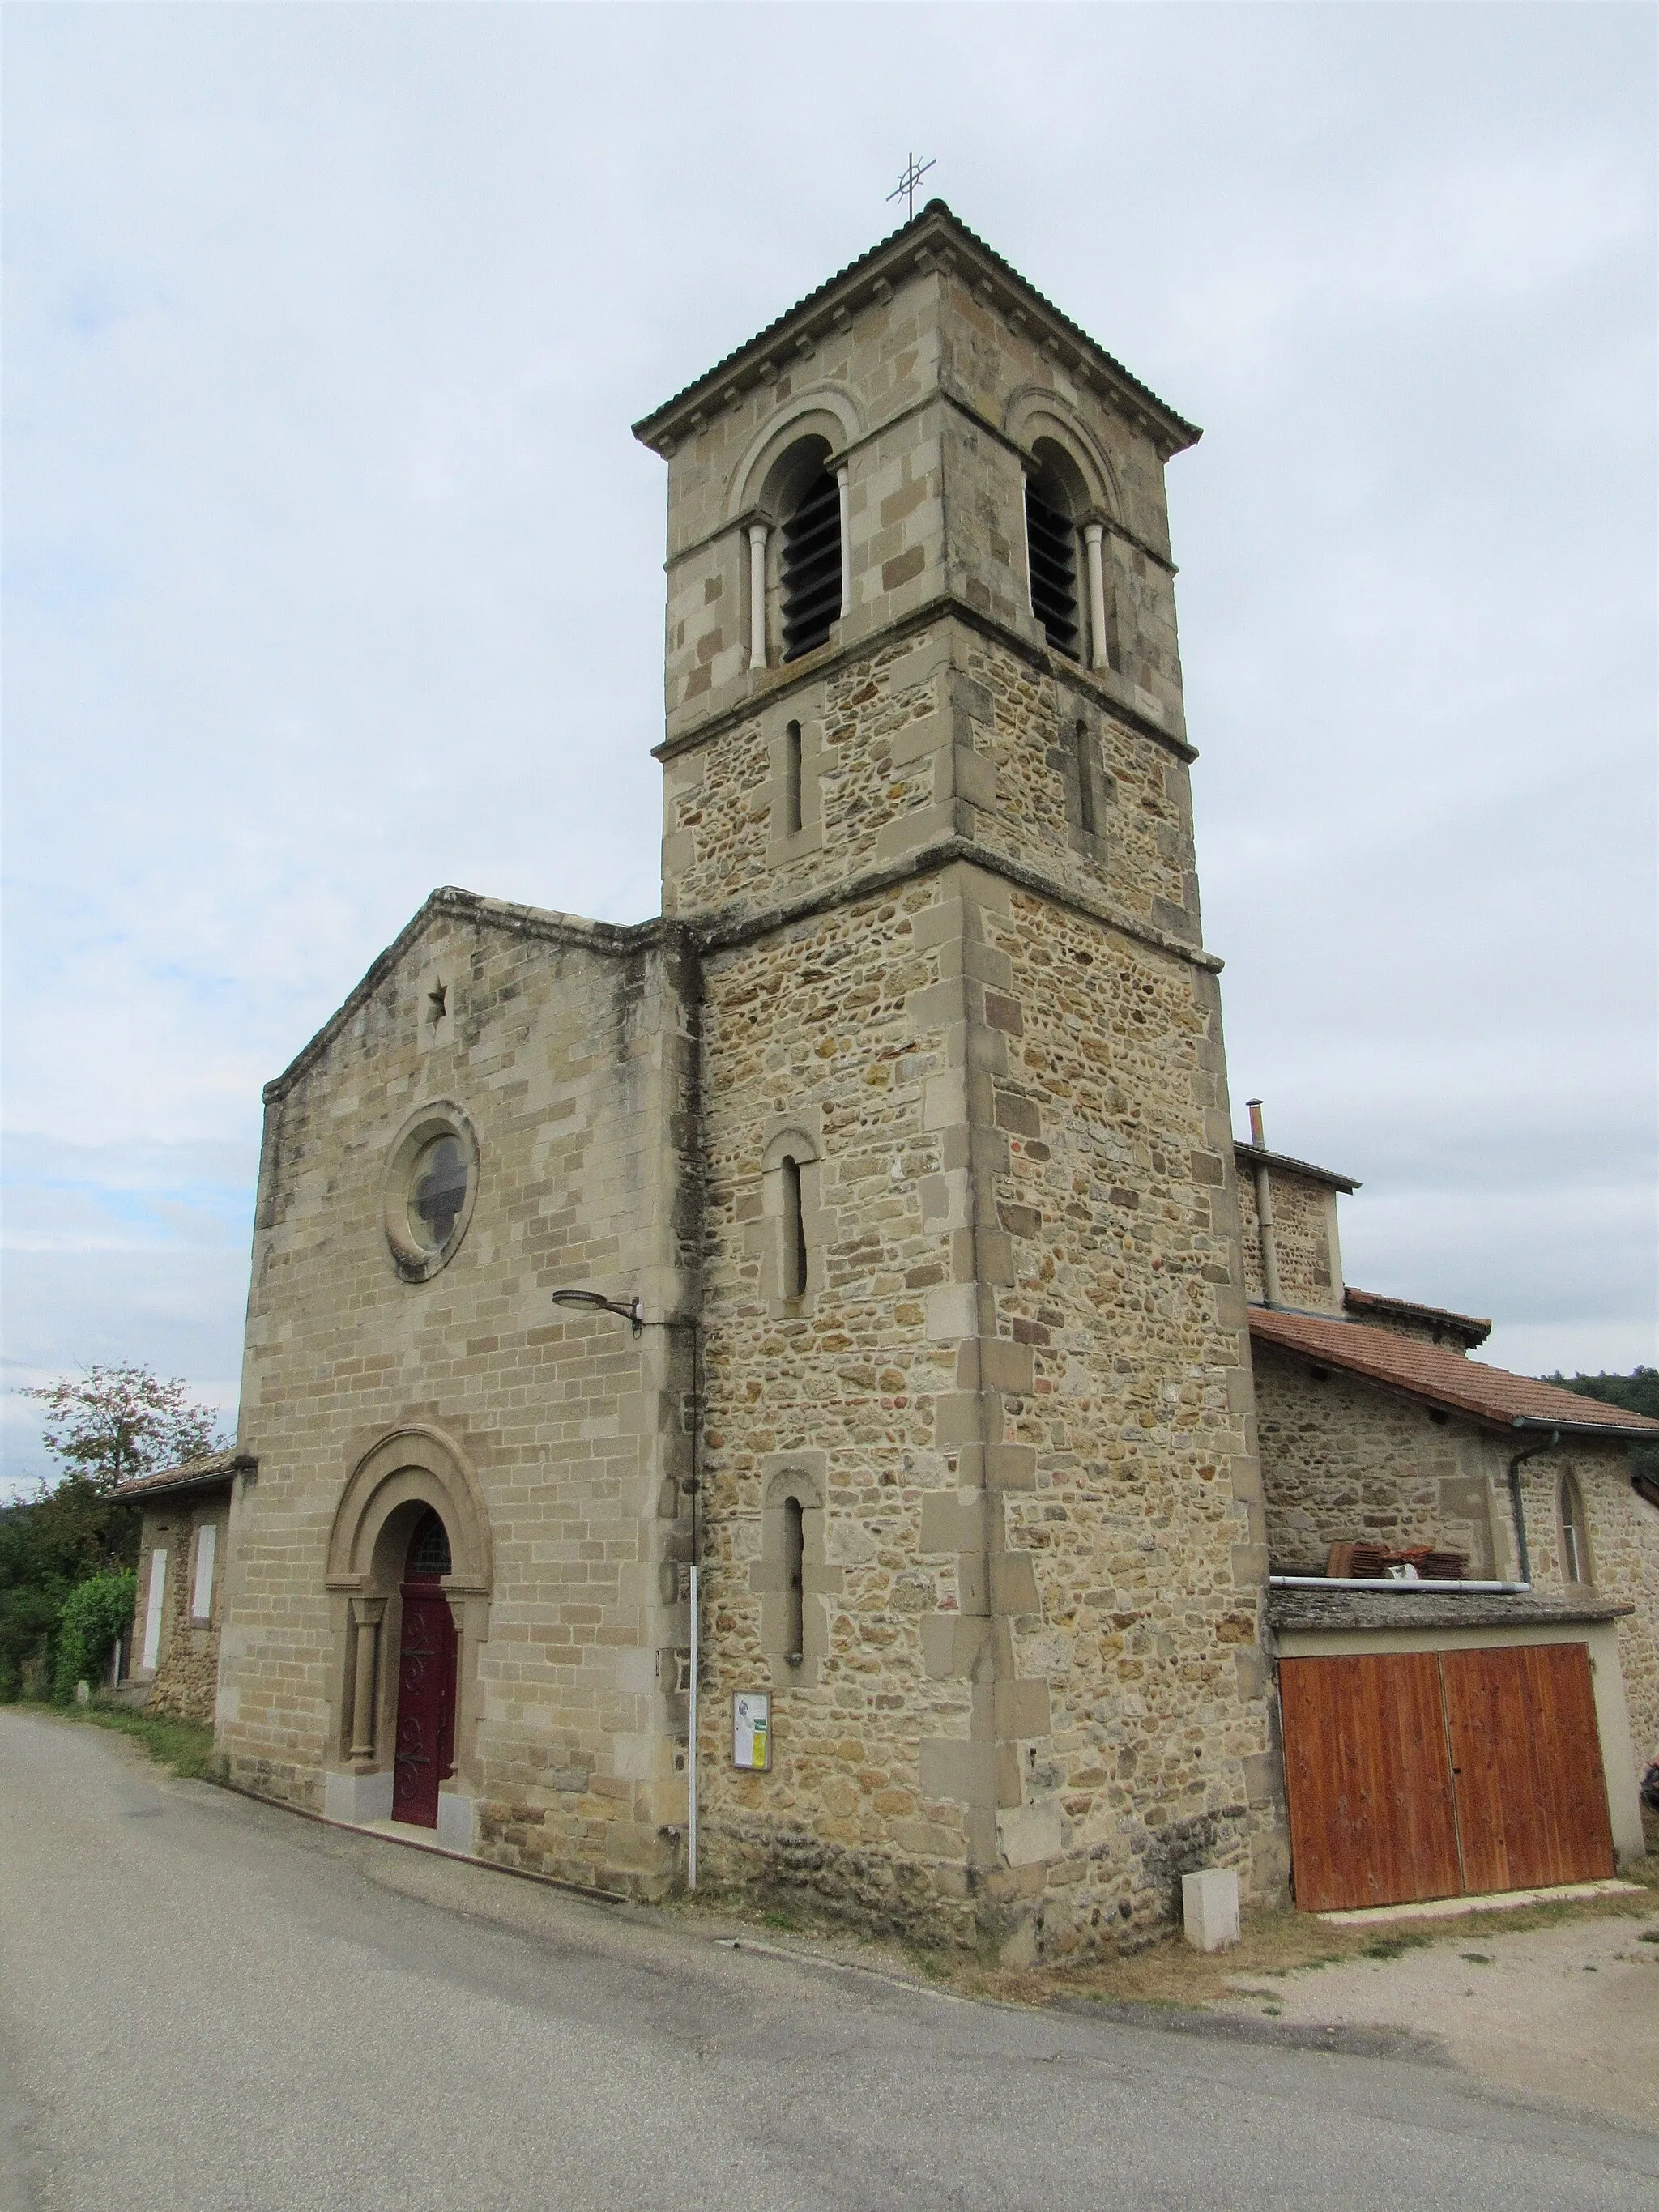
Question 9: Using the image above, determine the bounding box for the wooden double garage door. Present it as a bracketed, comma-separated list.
[1281, 1643, 1616, 1912]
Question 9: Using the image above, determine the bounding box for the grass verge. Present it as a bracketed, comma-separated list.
[18, 1698, 218, 1779]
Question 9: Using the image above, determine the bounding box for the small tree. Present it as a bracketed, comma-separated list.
[2, 1365, 226, 1699]
[24, 1363, 224, 1494]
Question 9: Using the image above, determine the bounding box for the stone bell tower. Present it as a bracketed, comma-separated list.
[634, 202, 1284, 1958]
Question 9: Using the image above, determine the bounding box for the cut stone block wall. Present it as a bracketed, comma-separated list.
[216, 897, 699, 1899]
[655, 254, 1187, 755]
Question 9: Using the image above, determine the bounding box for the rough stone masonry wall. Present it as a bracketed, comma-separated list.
[663, 623, 1202, 953]
[134, 1491, 231, 1724]
[219, 906, 698, 1897]
[957, 633, 1201, 944]
[981, 883, 1283, 1952]
[1253, 1347, 1504, 1575]
[695, 875, 982, 1938]
[663, 624, 950, 927]
[1516, 1442, 1659, 1777]
[1236, 1169, 1341, 1313]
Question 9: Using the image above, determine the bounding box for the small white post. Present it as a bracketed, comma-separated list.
[1084, 522, 1110, 671]
[836, 464, 851, 617]
[1181, 1867, 1240, 1951]
[748, 524, 768, 671]
[687, 1562, 700, 1889]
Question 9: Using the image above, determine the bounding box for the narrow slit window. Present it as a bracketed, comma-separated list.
[780, 467, 842, 662]
[1075, 719, 1096, 837]
[1026, 476, 1080, 659]
[782, 1157, 808, 1299]
[1560, 1472, 1590, 1584]
[784, 721, 804, 835]
[783, 1497, 804, 1664]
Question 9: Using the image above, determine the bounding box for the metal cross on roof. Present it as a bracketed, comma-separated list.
[886, 152, 936, 221]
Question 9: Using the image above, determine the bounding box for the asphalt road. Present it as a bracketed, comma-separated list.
[2, 1710, 1654, 2212]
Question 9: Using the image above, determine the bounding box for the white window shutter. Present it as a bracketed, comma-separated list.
[142, 1549, 168, 1670]
[192, 1524, 217, 1622]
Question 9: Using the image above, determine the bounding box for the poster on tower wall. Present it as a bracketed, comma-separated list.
[732, 1691, 770, 1770]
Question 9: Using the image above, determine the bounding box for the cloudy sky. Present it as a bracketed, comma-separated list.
[3, 2, 1654, 1498]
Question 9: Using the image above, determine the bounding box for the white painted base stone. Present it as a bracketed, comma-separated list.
[436, 1791, 478, 1855]
[1182, 1867, 1241, 1952]
[322, 1768, 394, 1826]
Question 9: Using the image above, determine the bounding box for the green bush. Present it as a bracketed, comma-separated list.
[53, 1568, 137, 1703]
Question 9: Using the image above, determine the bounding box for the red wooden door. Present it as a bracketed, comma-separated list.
[1440, 1644, 1615, 1892]
[391, 1583, 457, 1829]
[1280, 1653, 1463, 1912]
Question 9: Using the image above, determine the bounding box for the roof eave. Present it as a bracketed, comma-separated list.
[1233, 1140, 1360, 1194]
[631, 199, 1201, 459]
[1250, 1316, 1659, 1441]
[116, 1454, 254, 1502]
[1505, 1413, 1657, 1442]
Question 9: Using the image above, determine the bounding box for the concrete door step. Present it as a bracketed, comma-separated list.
[1317, 1877, 1641, 1925]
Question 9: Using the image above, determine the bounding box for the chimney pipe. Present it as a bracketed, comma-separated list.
[1244, 1097, 1283, 1308]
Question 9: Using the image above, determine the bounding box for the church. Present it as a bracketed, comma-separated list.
[118, 202, 1658, 1958]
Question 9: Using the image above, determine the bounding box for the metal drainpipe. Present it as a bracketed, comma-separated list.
[1504, 1426, 1557, 1588]
[1246, 1099, 1284, 1309]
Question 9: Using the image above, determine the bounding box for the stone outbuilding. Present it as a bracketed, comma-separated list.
[118, 1451, 245, 1724]
[119, 202, 1659, 1951]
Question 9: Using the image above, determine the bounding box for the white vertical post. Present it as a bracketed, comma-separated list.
[748, 524, 768, 671]
[687, 1562, 700, 1889]
[835, 464, 851, 617]
[1084, 522, 1110, 671]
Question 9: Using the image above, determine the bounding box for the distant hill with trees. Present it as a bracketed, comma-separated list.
[1546, 1366, 1659, 1485]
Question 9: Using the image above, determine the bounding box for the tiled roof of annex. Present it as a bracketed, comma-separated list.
[1248, 1307, 1659, 1438]
[111, 1449, 245, 1501]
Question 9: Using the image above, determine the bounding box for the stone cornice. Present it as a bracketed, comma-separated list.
[693, 834, 1222, 974]
[654, 595, 1197, 767]
[632, 201, 1201, 462]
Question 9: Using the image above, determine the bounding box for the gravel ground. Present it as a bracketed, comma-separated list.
[1218, 1911, 1659, 2129]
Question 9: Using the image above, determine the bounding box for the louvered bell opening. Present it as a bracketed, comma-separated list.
[1026, 482, 1080, 659]
[781, 470, 842, 663]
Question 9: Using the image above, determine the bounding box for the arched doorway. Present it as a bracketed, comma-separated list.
[391, 1509, 458, 1828]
